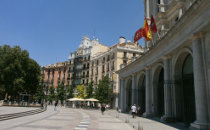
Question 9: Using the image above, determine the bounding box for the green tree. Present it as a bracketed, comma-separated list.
[0, 45, 40, 100]
[86, 81, 94, 98]
[48, 87, 56, 103]
[57, 82, 66, 104]
[95, 75, 112, 104]
[66, 85, 74, 99]
[34, 85, 45, 104]
[76, 84, 87, 98]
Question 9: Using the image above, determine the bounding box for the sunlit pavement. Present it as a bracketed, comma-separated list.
[0, 106, 186, 130]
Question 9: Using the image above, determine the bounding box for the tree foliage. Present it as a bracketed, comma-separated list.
[86, 81, 94, 98]
[95, 75, 112, 104]
[34, 85, 45, 103]
[66, 85, 74, 99]
[0, 45, 40, 100]
[48, 87, 56, 103]
[56, 82, 66, 104]
[76, 84, 87, 98]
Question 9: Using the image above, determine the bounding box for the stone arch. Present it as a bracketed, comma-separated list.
[173, 47, 193, 80]
[137, 71, 146, 115]
[152, 63, 164, 117]
[173, 48, 195, 126]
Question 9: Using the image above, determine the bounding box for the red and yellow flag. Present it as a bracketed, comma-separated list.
[150, 15, 157, 34]
[143, 17, 152, 41]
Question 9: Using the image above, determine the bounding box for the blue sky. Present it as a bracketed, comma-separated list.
[0, 0, 145, 66]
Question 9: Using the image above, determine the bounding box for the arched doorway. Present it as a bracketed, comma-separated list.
[157, 68, 164, 116]
[126, 79, 132, 112]
[153, 66, 164, 117]
[182, 54, 196, 126]
[138, 75, 146, 115]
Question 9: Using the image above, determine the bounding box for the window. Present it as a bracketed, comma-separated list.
[112, 61, 115, 70]
[123, 60, 127, 64]
[112, 53, 115, 59]
[107, 55, 110, 61]
[133, 53, 136, 57]
[123, 52, 127, 58]
[107, 63, 109, 72]
[102, 65, 105, 73]
[157, 0, 160, 13]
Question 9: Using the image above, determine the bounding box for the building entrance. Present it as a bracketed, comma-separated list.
[182, 55, 196, 126]
[126, 80, 132, 112]
[138, 76, 145, 115]
[157, 68, 164, 117]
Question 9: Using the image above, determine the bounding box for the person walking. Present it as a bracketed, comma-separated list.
[131, 104, 137, 118]
[54, 101, 58, 111]
[101, 104, 105, 115]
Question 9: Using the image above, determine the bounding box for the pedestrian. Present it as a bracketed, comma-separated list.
[54, 101, 58, 111]
[101, 103, 105, 115]
[131, 104, 137, 118]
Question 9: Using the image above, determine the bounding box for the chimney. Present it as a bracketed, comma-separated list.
[119, 36, 126, 44]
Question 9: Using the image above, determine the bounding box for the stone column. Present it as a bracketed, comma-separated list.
[191, 34, 209, 129]
[143, 67, 153, 117]
[161, 56, 173, 122]
[131, 74, 137, 105]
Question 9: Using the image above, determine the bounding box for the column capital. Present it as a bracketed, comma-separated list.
[191, 32, 204, 40]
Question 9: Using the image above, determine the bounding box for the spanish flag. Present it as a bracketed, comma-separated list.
[143, 17, 152, 41]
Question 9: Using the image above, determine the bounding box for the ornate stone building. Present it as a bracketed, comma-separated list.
[90, 37, 144, 108]
[117, 0, 210, 129]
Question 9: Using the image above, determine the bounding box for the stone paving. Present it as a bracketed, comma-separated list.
[0, 106, 189, 130]
[0, 106, 39, 115]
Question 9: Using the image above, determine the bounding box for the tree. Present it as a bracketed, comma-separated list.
[76, 84, 87, 99]
[34, 85, 45, 104]
[0, 45, 40, 100]
[95, 75, 112, 104]
[48, 87, 56, 104]
[56, 82, 66, 104]
[86, 81, 94, 98]
[66, 85, 74, 99]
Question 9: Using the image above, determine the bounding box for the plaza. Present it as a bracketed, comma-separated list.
[0, 106, 186, 130]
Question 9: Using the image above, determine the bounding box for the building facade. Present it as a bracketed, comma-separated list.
[42, 36, 144, 108]
[42, 62, 70, 91]
[117, 0, 210, 129]
[90, 37, 144, 108]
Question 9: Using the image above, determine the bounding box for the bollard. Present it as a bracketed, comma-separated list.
[125, 117, 129, 123]
[116, 113, 119, 118]
[138, 120, 143, 130]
